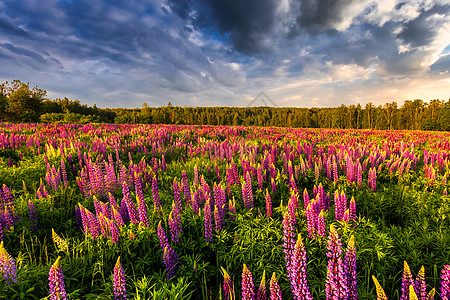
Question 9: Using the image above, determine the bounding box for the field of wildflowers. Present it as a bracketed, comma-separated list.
[0, 123, 449, 299]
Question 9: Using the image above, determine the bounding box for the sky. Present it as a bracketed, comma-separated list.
[0, 0, 449, 108]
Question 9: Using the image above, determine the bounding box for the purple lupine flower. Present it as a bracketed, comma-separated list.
[400, 261, 414, 300]
[317, 210, 326, 237]
[222, 267, 235, 300]
[109, 219, 119, 244]
[414, 266, 426, 300]
[168, 211, 179, 243]
[305, 203, 316, 238]
[344, 235, 357, 300]
[163, 245, 179, 279]
[269, 272, 282, 300]
[157, 221, 169, 250]
[0, 241, 17, 287]
[334, 190, 342, 221]
[257, 167, 264, 190]
[441, 265, 450, 300]
[342, 209, 350, 223]
[265, 190, 272, 218]
[113, 257, 127, 300]
[349, 197, 356, 222]
[151, 176, 162, 214]
[325, 224, 347, 300]
[173, 178, 183, 213]
[112, 205, 124, 227]
[204, 199, 213, 243]
[28, 199, 38, 233]
[122, 181, 139, 224]
[246, 173, 254, 209]
[340, 191, 347, 220]
[289, 233, 313, 300]
[75, 206, 82, 231]
[242, 264, 255, 300]
[214, 205, 223, 232]
[48, 256, 67, 300]
[192, 190, 200, 215]
[288, 195, 297, 226]
[181, 170, 191, 205]
[61, 160, 68, 188]
[283, 211, 296, 278]
[271, 178, 277, 194]
[134, 173, 149, 227]
[303, 188, 310, 209]
[256, 270, 267, 300]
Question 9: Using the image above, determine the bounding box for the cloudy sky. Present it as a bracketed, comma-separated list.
[0, 0, 449, 108]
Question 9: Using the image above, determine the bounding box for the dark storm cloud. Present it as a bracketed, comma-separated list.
[397, 4, 450, 48]
[430, 55, 450, 73]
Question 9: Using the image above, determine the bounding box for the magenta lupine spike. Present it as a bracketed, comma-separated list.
[271, 178, 276, 194]
[204, 199, 213, 243]
[222, 267, 235, 300]
[192, 190, 200, 215]
[151, 176, 162, 214]
[333, 159, 339, 183]
[48, 256, 67, 300]
[181, 170, 191, 205]
[157, 221, 169, 250]
[414, 266, 426, 300]
[122, 181, 139, 224]
[334, 190, 342, 221]
[283, 211, 296, 277]
[303, 188, 310, 209]
[349, 197, 356, 222]
[269, 272, 282, 300]
[113, 257, 127, 300]
[242, 264, 256, 300]
[28, 199, 38, 233]
[194, 165, 199, 187]
[256, 270, 267, 300]
[344, 235, 357, 300]
[0, 241, 17, 287]
[257, 167, 264, 190]
[342, 209, 350, 223]
[173, 178, 183, 213]
[317, 210, 326, 237]
[214, 205, 223, 232]
[112, 205, 124, 227]
[168, 211, 179, 243]
[306, 203, 316, 238]
[134, 173, 149, 227]
[340, 191, 347, 220]
[61, 160, 68, 188]
[401, 261, 414, 300]
[265, 189, 272, 218]
[289, 233, 313, 300]
[109, 219, 119, 244]
[315, 162, 320, 180]
[326, 224, 348, 300]
[441, 265, 450, 300]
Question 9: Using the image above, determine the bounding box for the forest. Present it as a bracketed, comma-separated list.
[1, 79, 449, 130]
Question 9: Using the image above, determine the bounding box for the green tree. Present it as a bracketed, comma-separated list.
[2, 79, 46, 122]
[440, 99, 450, 131]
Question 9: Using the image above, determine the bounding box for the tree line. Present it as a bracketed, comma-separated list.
[1, 79, 449, 130]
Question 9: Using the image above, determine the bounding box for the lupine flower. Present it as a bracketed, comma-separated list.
[242, 264, 255, 300]
[113, 256, 127, 300]
[271, 178, 276, 194]
[181, 170, 191, 205]
[269, 272, 282, 300]
[0, 241, 17, 287]
[326, 224, 347, 300]
[52, 229, 69, 253]
[135, 173, 149, 227]
[204, 199, 213, 243]
[265, 189, 272, 218]
[305, 203, 316, 238]
[409, 285, 418, 300]
[48, 256, 67, 300]
[440, 265, 450, 300]
[173, 178, 183, 213]
[372, 276, 387, 300]
[163, 245, 179, 279]
[349, 197, 356, 222]
[151, 176, 162, 213]
[283, 211, 296, 273]
[157, 221, 169, 250]
[214, 205, 223, 232]
[109, 219, 119, 244]
[257, 270, 267, 300]
[344, 235, 357, 300]
[427, 288, 435, 300]
[229, 198, 236, 219]
[317, 210, 326, 237]
[414, 266, 426, 300]
[290, 233, 312, 300]
[222, 267, 235, 300]
[28, 199, 38, 233]
[401, 261, 414, 300]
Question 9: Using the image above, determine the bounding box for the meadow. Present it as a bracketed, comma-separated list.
[0, 123, 449, 300]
